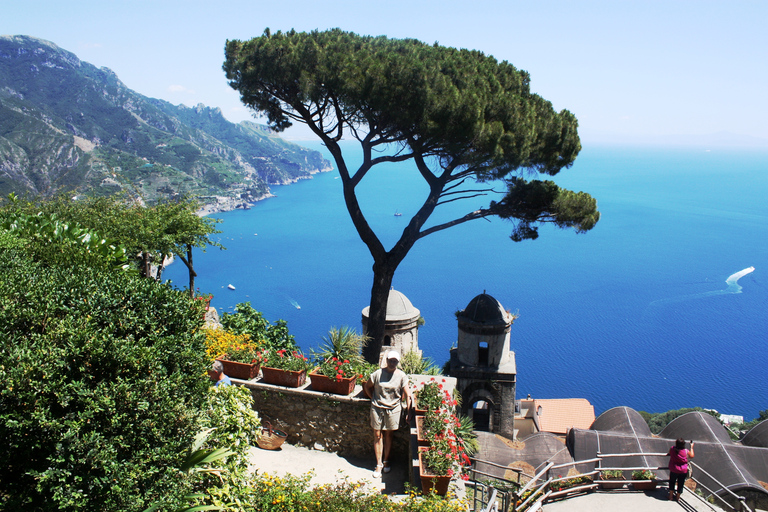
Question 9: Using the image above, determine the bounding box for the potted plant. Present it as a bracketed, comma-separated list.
[417, 408, 452, 446]
[309, 327, 375, 394]
[261, 349, 312, 387]
[218, 344, 267, 380]
[309, 357, 358, 395]
[418, 434, 471, 495]
[204, 328, 265, 380]
[631, 469, 657, 491]
[413, 378, 456, 414]
[599, 469, 625, 489]
[313, 326, 369, 362]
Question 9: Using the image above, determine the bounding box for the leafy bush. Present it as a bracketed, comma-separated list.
[638, 407, 717, 434]
[221, 302, 296, 351]
[192, 471, 469, 512]
[0, 209, 131, 272]
[0, 245, 209, 510]
[200, 385, 261, 468]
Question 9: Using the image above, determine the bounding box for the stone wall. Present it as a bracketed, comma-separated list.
[239, 380, 409, 460]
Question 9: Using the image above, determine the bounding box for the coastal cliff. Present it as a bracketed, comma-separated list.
[0, 35, 331, 205]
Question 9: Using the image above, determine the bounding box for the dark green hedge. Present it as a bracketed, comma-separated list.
[0, 242, 209, 511]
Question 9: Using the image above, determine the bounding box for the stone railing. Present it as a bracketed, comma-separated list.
[236, 378, 409, 460]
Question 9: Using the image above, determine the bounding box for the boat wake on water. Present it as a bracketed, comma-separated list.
[649, 266, 755, 307]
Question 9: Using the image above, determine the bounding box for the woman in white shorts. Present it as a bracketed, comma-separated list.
[363, 350, 413, 478]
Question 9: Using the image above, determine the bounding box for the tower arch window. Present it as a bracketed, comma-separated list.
[478, 341, 489, 366]
[472, 400, 492, 431]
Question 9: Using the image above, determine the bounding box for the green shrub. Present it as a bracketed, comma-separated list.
[200, 385, 261, 468]
[399, 349, 441, 376]
[0, 246, 209, 510]
[220, 302, 296, 351]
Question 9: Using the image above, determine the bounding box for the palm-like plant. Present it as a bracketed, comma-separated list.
[314, 326, 368, 363]
[400, 350, 441, 375]
[455, 414, 479, 457]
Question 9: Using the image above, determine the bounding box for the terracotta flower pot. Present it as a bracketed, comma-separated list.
[309, 369, 356, 395]
[418, 452, 451, 496]
[261, 366, 307, 388]
[633, 480, 657, 491]
[598, 476, 624, 490]
[217, 358, 260, 380]
[415, 416, 430, 446]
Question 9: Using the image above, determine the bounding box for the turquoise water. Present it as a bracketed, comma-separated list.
[164, 142, 768, 419]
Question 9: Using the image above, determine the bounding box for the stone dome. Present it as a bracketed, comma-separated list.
[362, 288, 420, 322]
[459, 293, 510, 325]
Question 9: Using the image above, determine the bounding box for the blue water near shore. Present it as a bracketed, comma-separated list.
[164, 142, 768, 419]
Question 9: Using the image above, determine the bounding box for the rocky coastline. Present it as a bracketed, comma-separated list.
[196, 165, 333, 217]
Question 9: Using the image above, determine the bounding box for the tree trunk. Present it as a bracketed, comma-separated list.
[362, 261, 396, 363]
[176, 245, 197, 298]
[187, 245, 195, 296]
[141, 253, 151, 278]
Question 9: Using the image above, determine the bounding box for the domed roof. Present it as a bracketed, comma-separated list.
[742, 419, 768, 448]
[660, 411, 733, 444]
[362, 288, 420, 321]
[459, 293, 510, 325]
[591, 406, 652, 436]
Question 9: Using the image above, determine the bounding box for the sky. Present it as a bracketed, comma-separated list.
[5, 0, 768, 145]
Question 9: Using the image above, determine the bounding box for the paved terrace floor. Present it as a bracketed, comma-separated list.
[249, 441, 724, 511]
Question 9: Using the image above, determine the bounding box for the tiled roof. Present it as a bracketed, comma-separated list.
[531, 398, 596, 435]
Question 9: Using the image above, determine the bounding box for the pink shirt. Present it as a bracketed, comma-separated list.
[668, 447, 689, 474]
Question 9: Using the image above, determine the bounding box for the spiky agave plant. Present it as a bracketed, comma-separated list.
[314, 326, 368, 363]
[455, 414, 479, 457]
[399, 350, 442, 375]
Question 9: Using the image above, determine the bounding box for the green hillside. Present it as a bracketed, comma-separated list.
[0, 35, 330, 205]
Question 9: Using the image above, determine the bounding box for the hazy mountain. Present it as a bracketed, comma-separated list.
[0, 35, 331, 206]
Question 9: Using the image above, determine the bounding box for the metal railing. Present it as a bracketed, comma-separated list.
[467, 457, 522, 512]
[469, 451, 755, 512]
[685, 461, 753, 512]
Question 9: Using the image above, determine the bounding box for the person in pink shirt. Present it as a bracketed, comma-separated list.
[666, 438, 695, 501]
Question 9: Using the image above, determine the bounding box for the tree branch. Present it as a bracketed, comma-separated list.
[436, 192, 492, 206]
[417, 208, 494, 239]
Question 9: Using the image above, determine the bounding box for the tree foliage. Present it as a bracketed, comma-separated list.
[224, 29, 600, 362]
[638, 407, 720, 434]
[0, 209, 133, 272]
[0, 193, 222, 291]
[0, 235, 209, 510]
[220, 301, 296, 351]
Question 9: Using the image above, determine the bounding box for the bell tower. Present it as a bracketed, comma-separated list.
[449, 292, 517, 438]
[362, 288, 421, 365]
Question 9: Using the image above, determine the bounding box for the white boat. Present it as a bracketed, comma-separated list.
[227, 284, 235, 290]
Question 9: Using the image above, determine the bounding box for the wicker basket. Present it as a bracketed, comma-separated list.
[257, 422, 287, 450]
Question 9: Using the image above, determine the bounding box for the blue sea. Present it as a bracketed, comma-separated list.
[164, 141, 768, 420]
